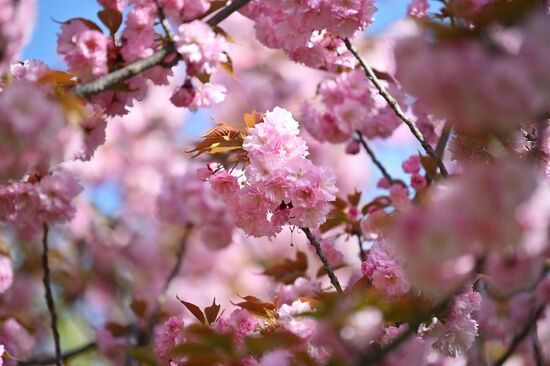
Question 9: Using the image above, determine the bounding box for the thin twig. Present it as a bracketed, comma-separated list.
[532, 323, 543, 366]
[493, 305, 546, 366]
[302, 228, 343, 294]
[146, 226, 192, 336]
[343, 38, 448, 177]
[155, 0, 177, 41]
[206, 0, 251, 27]
[355, 233, 365, 262]
[435, 121, 452, 162]
[355, 131, 393, 184]
[18, 342, 96, 365]
[73, 0, 252, 98]
[41, 224, 62, 366]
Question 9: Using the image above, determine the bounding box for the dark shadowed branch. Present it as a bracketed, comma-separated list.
[302, 227, 343, 294]
[41, 224, 62, 366]
[343, 38, 449, 177]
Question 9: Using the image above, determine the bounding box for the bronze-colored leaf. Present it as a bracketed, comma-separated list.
[316, 264, 346, 278]
[130, 298, 148, 319]
[195, 71, 211, 84]
[419, 154, 437, 181]
[231, 295, 277, 320]
[347, 190, 361, 207]
[187, 123, 244, 158]
[63, 18, 103, 33]
[262, 251, 308, 285]
[204, 298, 221, 325]
[37, 70, 77, 87]
[319, 214, 347, 233]
[213, 26, 236, 43]
[219, 53, 234, 77]
[0, 240, 10, 257]
[98, 8, 123, 35]
[177, 296, 206, 325]
[105, 321, 128, 337]
[243, 111, 264, 131]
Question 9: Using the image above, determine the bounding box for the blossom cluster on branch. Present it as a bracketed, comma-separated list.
[0, 0, 548, 365]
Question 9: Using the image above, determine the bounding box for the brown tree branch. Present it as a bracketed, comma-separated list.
[343, 38, 449, 177]
[355, 233, 365, 262]
[18, 342, 96, 366]
[302, 227, 343, 294]
[73, 0, 252, 98]
[41, 224, 62, 366]
[435, 121, 452, 162]
[355, 131, 394, 184]
[493, 305, 547, 366]
[145, 226, 192, 338]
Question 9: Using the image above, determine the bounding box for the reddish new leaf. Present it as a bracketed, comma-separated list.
[204, 298, 221, 325]
[98, 8, 122, 35]
[177, 296, 206, 325]
[262, 251, 308, 284]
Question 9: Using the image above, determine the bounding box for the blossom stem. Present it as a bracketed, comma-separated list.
[18, 342, 96, 366]
[302, 227, 343, 294]
[41, 223, 62, 366]
[493, 305, 546, 366]
[355, 131, 393, 184]
[73, 0, 252, 98]
[145, 225, 192, 337]
[343, 38, 449, 177]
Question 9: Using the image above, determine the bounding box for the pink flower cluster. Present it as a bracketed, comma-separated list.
[427, 286, 481, 357]
[0, 256, 13, 294]
[401, 155, 427, 192]
[240, 0, 376, 68]
[395, 12, 550, 134]
[361, 241, 410, 300]
[171, 21, 228, 110]
[175, 21, 228, 77]
[301, 69, 401, 145]
[153, 316, 185, 363]
[0, 0, 35, 76]
[207, 107, 338, 238]
[157, 169, 235, 249]
[0, 82, 66, 181]
[0, 170, 83, 238]
[57, 1, 228, 115]
[57, 19, 109, 82]
[0, 318, 35, 362]
[391, 159, 548, 295]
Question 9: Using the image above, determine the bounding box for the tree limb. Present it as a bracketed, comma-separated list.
[493, 305, 546, 366]
[73, 0, 252, 98]
[18, 342, 96, 366]
[41, 224, 62, 366]
[343, 38, 449, 177]
[355, 131, 394, 184]
[302, 227, 343, 294]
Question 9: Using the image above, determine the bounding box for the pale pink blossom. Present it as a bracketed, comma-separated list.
[0, 256, 13, 294]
